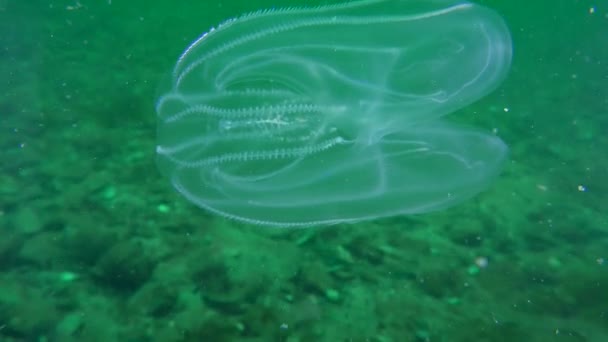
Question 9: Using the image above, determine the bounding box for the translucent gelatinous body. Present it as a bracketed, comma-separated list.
[156, 0, 512, 227]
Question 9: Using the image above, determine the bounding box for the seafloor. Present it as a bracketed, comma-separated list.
[1, 1, 606, 341]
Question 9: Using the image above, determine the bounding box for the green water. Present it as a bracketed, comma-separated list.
[1, 0, 606, 341]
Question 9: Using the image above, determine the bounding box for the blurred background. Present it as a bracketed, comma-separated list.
[0, 0, 606, 341]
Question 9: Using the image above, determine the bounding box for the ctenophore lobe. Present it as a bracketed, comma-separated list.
[156, 0, 512, 227]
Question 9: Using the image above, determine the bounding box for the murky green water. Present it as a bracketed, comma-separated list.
[1, 1, 606, 341]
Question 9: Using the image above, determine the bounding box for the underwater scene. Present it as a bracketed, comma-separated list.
[1, 0, 606, 341]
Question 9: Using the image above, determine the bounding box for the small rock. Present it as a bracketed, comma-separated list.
[325, 288, 340, 302]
